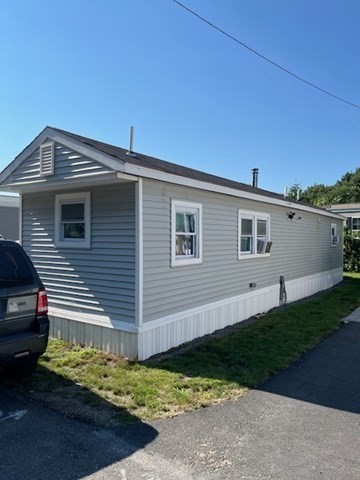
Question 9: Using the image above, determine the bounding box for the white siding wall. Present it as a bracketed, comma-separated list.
[142, 179, 343, 323]
[22, 183, 136, 324]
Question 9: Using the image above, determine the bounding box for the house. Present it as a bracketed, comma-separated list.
[327, 203, 360, 235]
[0, 127, 344, 360]
[0, 193, 20, 240]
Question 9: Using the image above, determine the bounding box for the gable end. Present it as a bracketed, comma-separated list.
[40, 142, 54, 176]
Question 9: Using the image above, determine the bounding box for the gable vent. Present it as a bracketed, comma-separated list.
[40, 142, 54, 176]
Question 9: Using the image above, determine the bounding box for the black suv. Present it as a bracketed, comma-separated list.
[0, 239, 49, 376]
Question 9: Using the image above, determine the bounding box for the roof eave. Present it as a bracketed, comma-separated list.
[123, 162, 344, 220]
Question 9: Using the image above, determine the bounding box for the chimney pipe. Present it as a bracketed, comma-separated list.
[252, 168, 259, 188]
[126, 126, 136, 156]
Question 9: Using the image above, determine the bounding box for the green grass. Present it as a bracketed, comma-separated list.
[10, 273, 360, 425]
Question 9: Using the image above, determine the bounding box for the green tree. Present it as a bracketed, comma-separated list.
[296, 167, 360, 206]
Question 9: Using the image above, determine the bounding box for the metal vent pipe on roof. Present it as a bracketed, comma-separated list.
[126, 126, 136, 157]
[129, 126, 134, 153]
[252, 168, 259, 188]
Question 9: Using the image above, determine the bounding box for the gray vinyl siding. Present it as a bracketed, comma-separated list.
[142, 179, 343, 322]
[4, 141, 116, 187]
[22, 183, 136, 323]
[0, 206, 19, 240]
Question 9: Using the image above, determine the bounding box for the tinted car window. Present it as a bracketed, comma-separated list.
[0, 244, 34, 287]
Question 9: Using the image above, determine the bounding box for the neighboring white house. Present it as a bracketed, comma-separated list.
[0, 127, 344, 360]
[0, 193, 20, 241]
[327, 203, 360, 235]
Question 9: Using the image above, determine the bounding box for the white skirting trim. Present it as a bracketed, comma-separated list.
[48, 306, 138, 333]
[137, 267, 343, 360]
[48, 315, 138, 359]
[47, 268, 343, 361]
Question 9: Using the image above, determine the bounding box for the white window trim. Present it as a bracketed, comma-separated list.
[238, 210, 271, 260]
[40, 142, 55, 176]
[55, 192, 91, 249]
[171, 199, 202, 267]
[331, 223, 341, 246]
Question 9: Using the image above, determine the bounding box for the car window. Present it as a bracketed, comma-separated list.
[0, 244, 34, 287]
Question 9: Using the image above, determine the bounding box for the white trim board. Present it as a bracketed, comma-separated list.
[49, 267, 342, 361]
[135, 178, 144, 327]
[137, 267, 343, 359]
[48, 306, 138, 333]
[123, 164, 343, 221]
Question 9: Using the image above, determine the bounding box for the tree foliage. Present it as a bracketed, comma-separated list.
[289, 168, 360, 272]
[293, 167, 360, 207]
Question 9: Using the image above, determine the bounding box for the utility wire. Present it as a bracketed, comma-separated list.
[172, 0, 360, 110]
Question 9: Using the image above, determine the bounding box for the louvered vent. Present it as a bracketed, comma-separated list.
[40, 142, 54, 176]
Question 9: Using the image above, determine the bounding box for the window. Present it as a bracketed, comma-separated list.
[352, 218, 360, 231]
[238, 210, 271, 259]
[40, 142, 54, 176]
[171, 200, 202, 266]
[331, 223, 341, 246]
[55, 192, 91, 248]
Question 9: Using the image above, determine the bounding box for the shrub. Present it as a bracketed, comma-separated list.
[343, 231, 360, 272]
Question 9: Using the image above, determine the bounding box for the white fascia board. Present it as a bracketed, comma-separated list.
[122, 163, 344, 221]
[116, 172, 139, 182]
[0, 127, 125, 185]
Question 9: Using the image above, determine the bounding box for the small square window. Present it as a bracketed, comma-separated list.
[55, 192, 91, 248]
[171, 200, 202, 267]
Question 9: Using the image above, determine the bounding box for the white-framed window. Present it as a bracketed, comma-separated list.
[171, 200, 202, 267]
[40, 142, 55, 176]
[55, 192, 91, 248]
[238, 210, 271, 259]
[331, 223, 341, 246]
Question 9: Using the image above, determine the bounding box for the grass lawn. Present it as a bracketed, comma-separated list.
[8, 273, 360, 426]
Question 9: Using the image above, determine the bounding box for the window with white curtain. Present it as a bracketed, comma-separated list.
[171, 200, 202, 266]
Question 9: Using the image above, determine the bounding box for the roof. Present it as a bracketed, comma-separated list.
[50, 127, 304, 206]
[0, 126, 343, 219]
[328, 203, 360, 213]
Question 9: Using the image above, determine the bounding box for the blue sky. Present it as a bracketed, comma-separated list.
[1, 0, 359, 193]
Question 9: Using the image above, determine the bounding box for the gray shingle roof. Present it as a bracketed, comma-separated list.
[52, 127, 292, 204]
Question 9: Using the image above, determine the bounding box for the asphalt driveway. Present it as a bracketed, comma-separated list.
[1, 320, 360, 479]
[115, 320, 360, 480]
